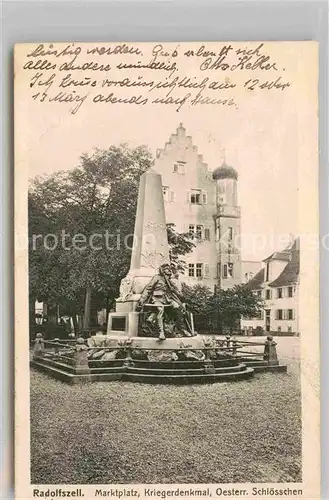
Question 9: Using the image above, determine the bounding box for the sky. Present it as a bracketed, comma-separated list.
[15, 41, 317, 261]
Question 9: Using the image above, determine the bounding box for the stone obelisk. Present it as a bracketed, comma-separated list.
[107, 166, 202, 347]
[116, 167, 170, 313]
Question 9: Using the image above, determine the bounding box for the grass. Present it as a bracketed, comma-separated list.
[30, 337, 301, 485]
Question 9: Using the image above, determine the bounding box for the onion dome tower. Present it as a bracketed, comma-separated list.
[213, 153, 241, 290]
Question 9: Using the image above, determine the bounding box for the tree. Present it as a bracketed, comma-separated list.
[29, 144, 153, 329]
[182, 283, 214, 333]
[167, 223, 195, 275]
[211, 285, 265, 334]
[28, 145, 195, 332]
[179, 283, 264, 335]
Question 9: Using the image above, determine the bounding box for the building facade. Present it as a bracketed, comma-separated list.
[155, 123, 245, 291]
[241, 261, 262, 284]
[241, 239, 300, 335]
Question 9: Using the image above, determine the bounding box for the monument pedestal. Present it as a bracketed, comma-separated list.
[107, 310, 139, 337]
[92, 331, 206, 350]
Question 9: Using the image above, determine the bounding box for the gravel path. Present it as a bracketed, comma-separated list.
[30, 353, 301, 484]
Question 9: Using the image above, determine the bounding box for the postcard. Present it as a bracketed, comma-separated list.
[15, 41, 320, 499]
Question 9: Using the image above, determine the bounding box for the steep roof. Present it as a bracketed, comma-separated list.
[263, 251, 291, 263]
[244, 238, 300, 290]
[244, 268, 265, 290]
[269, 245, 300, 287]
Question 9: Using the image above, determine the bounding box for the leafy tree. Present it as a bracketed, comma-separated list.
[29, 144, 153, 329]
[167, 223, 195, 275]
[182, 283, 214, 332]
[180, 283, 264, 335]
[212, 285, 265, 334]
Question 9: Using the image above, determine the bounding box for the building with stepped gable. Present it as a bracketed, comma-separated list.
[155, 123, 257, 291]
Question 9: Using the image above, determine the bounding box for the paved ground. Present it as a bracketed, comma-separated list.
[30, 336, 301, 485]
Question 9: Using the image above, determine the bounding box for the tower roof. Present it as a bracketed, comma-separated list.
[212, 161, 238, 181]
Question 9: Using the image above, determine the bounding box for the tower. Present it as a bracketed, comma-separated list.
[213, 156, 241, 290]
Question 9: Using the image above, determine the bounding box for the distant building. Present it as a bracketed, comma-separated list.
[155, 123, 252, 291]
[241, 261, 262, 283]
[241, 239, 300, 335]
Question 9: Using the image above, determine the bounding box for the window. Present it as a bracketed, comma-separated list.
[265, 289, 271, 300]
[196, 263, 203, 278]
[188, 189, 207, 205]
[190, 190, 201, 204]
[204, 228, 210, 241]
[228, 227, 233, 240]
[163, 186, 175, 202]
[188, 263, 208, 278]
[188, 264, 195, 277]
[257, 290, 262, 297]
[277, 287, 283, 299]
[196, 225, 203, 239]
[222, 264, 228, 279]
[276, 309, 284, 320]
[188, 224, 204, 240]
[287, 286, 293, 298]
[216, 226, 221, 241]
[228, 262, 234, 278]
[217, 194, 226, 205]
[173, 161, 185, 174]
[217, 263, 221, 278]
[287, 309, 294, 320]
[162, 186, 169, 201]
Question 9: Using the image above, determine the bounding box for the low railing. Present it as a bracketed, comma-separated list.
[32, 333, 279, 375]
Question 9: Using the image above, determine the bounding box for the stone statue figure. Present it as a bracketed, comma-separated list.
[135, 263, 194, 340]
[119, 274, 133, 301]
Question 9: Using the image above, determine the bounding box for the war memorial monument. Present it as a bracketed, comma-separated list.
[31, 167, 287, 383]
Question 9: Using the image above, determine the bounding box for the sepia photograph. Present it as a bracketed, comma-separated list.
[14, 41, 319, 497]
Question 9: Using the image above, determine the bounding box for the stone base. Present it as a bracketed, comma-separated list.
[90, 333, 206, 350]
[107, 311, 139, 337]
[115, 297, 139, 313]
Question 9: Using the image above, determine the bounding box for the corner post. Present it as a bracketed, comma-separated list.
[264, 335, 279, 366]
[73, 337, 91, 374]
[33, 333, 44, 359]
[123, 338, 134, 368]
[203, 342, 216, 374]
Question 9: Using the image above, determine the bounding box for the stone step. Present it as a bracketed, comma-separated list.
[252, 364, 287, 373]
[33, 356, 76, 373]
[30, 361, 123, 384]
[31, 361, 76, 383]
[243, 360, 270, 367]
[131, 359, 239, 370]
[32, 356, 125, 375]
[126, 363, 248, 376]
[123, 367, 255, 384]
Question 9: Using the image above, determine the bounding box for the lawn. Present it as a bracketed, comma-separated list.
[30, 337, 301, 485]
